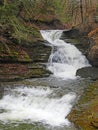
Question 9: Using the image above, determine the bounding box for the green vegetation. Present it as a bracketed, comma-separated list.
[0, 0, 73, 44]
[0, 0, 41, 43]
[9, 16, 40, 43]
[0, 0, 97, 52]
[0, 0, 72, 44]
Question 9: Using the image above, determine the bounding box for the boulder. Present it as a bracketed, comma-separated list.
[76, 67, 98, 80]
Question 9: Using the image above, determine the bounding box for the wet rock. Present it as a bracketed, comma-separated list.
[68, 80, 98, 130]
[0, 39, 51, 81]
[62, 29, 80, 39]
[61, 29, 90, 54]
[87, 28, 98, 67]
[76, 67, 98, 80]
[23, 41, 51, 63]
[0, 63, 52, 82]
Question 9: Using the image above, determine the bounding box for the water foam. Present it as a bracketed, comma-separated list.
[40, 30, 91, 79]
[0, 86, 76, 126]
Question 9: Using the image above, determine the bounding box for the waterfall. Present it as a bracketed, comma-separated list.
[40, 30, 90, 79]
[0, 30, 91, 129]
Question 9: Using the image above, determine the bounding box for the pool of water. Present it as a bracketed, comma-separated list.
[0, 76, 92, 130]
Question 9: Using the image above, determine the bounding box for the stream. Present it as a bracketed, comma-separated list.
[0, 30, 91, 130]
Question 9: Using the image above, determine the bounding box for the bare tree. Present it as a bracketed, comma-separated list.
[67, 0, 97, 27]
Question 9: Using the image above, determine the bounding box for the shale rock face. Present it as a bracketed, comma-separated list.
[87, 28, 98, 67]
[0, 38, 52, 81]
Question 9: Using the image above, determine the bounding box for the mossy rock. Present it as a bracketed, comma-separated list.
[27, 64, 52, 78]
[68, 81, 98, 130]
[0, 63, 51, 82]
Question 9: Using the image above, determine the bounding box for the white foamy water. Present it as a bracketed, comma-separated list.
[40, 30, 90, 79]
[0, 30, 90, 128]
[0, 86, 76, 126]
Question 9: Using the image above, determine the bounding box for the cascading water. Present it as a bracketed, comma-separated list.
[40, 30, 90, 79]
[0, 30, 91, 130]
[0, 86, 76, 127]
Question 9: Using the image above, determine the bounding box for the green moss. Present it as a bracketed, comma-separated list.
[65, 38, 81, 44]
[12, 51, 19, 56]
[19, 51, 31, 62]
[10, 50, 32, 62]
[68, 81, 98, 130]
[26, 64, 51, 78]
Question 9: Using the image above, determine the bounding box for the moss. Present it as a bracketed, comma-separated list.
[68, 81, 98, 130]
[27, 64, 51, 78]
[12, 51, 19, 56]
[0, 63, 51, 82]
[10, 50, 32, 62]
[23, 53, 31, 62]
[64, 38, 81, 45]
[18, 51, 31, 62]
